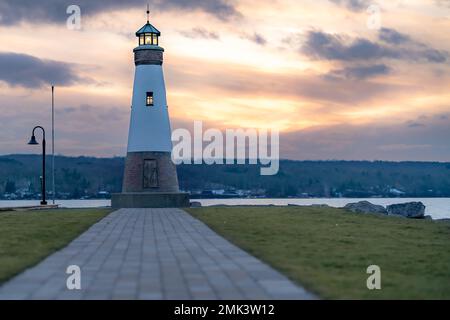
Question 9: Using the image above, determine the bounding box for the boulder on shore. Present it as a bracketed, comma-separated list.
[386, 202, 425, 219]
[344, 201, 387, 214]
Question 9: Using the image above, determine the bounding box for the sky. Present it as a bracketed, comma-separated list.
[0, 0, 449, 161]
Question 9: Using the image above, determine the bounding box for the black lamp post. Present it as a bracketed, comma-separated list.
[28, 126, 47, 205]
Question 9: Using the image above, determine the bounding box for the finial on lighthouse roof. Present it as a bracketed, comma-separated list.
[136, 4, 161, 37]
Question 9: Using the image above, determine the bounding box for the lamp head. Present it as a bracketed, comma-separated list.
[28, 135, 38, 145]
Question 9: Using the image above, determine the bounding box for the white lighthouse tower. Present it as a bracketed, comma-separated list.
[112, 9, 189, 208]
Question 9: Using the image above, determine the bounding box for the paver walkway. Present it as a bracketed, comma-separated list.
[0, 208, 315, 300]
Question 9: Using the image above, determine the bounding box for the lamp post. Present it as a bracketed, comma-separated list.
[52, 85, 55, 204]
[28, 126, 47, 205]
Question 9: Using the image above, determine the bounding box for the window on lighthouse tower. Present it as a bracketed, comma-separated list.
[146, 92, 154, 106]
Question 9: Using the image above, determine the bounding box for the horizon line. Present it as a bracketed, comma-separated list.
[2, 153, 450, 164]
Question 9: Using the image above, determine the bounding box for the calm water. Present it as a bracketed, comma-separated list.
[1, 198, 449, 219]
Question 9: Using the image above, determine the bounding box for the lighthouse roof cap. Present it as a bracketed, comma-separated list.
[136, 22, 161, 36]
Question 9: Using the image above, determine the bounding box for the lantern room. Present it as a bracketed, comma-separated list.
[136, 21, 161, 46]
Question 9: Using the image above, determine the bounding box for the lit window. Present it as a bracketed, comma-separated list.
[145, 33, 152, 45]
[146, 92, 154, 106]
[139, 34, 144, 45]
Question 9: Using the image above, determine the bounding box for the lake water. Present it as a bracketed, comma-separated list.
[1, 198, 449, 219]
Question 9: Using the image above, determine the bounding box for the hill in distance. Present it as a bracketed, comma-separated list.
[1, 154, 450, 199]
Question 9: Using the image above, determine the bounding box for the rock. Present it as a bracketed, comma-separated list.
[423, 215, 433, 221]
[344, 201, 387, 214]
[386, 202, 425, 219]
[190, 201, 202, 208]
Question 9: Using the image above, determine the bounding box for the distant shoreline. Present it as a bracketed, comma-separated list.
[2, 196, 450, 201]
[1, 198, 449, 219]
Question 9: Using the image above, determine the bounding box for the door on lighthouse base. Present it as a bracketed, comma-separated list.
[143, 159, 158, 189]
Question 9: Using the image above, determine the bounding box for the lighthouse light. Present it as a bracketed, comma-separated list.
[145, 33, 152, 45]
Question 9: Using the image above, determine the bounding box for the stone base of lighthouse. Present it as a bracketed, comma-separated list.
[111, 192, 189, 208]
[111, 151, 189, 208]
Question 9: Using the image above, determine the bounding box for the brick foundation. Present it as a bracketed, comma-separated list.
[114, 151, 189, 208]
[111, 192, 190, 208]
[122, 151, 180, 193]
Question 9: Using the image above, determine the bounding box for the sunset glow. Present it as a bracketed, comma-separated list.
[0, 0, 449, 160]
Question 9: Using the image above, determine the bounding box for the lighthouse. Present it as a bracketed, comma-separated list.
[112, 10, 189, 208]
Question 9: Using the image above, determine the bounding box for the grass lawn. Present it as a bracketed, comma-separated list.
[187, 206, 450, 299]
[0, 208, 111, 284]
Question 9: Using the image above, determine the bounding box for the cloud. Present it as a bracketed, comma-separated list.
[378, 28, 447, 62]
[328, 0, 371, 12]
[166, 57, 402, 105]
[0, 0, 240, 25]
[281, 116, 450, 161]
[0, 100, 130, 157]
[170, 115, 450, 161]
[302, 30, 398, 61]
[243, 33, 267, 46]
[160, 0, 240, 21]
[179, 28, 220, 40]
[0, 52, 85, 88]
[302, 30, 448, 63]
[407, 121, 426, 128]
[327, 64, 390, 80]
[378, 28, 411, 45]
[435, 0, 450, 8]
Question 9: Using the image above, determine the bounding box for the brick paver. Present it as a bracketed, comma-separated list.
[0, 209, 316, 300]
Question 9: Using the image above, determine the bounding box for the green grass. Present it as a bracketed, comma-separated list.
[187, 206, 450, 299]
[0, 208, 111, 283]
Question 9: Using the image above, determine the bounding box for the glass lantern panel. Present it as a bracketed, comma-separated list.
[145, 34, 152, 45]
